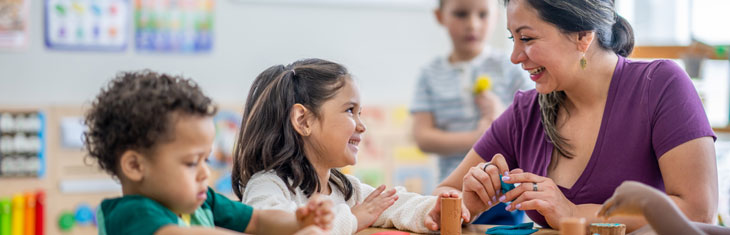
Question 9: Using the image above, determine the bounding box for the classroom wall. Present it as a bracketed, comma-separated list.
[0, 1, 512, 106]
[0, 2, 513, 234]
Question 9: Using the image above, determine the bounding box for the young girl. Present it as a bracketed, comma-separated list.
[232, 59, 469, 234]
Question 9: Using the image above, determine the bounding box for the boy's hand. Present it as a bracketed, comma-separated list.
[351, 185, 398, 232]
[424, 191, 470, 231]
[597, 181, 658, 219]
[296, 194, 334, 231]
[293, 225, 328, 235]
[474, 91, 505, 123]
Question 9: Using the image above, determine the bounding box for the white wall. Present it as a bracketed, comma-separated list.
[0, 1, 511, 106]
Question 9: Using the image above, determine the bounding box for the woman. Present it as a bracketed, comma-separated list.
[426, 0, 717, 231]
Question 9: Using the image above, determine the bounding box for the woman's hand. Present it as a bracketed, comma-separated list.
[500, 172, 577, 229]
[424, 190, 470, 231]
[351, 185, 398, 232]
[461, 154, 510, 218]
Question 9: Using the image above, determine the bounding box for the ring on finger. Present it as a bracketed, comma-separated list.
[482, 162, 493, 172]
[533, 182, 538, 192]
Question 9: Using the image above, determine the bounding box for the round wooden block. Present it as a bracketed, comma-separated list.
[589, 223, 626, 235]
[440, 197, 461, 235]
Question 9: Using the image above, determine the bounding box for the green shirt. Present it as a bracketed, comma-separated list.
[97, 187, 253, 235]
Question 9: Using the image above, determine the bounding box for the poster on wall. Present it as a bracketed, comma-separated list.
[135, 0, 214, 53]
[233, 0, 433, 10]
[0, 0, 29, 49]
[44, 0, 129, 50]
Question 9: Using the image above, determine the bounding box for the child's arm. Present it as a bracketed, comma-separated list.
[412, 112, 489, 156]
[155, 212, 331, 235]
[359, 182, 454, 233]
[244, 209, 306, 235]
[691, 222, 730, 235]
[156, 226, 242, 235]
[597, 181, 710, 235]
[242, 172, 358, 234]
[246, 194, 334, 234]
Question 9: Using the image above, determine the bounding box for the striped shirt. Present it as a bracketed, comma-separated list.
[410, 48, 532, 180]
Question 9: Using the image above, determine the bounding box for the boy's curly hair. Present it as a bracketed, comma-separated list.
[83, 70, 217, 178]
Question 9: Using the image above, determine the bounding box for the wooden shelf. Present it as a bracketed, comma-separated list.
[630, 45, 728, 60]
[713, 126, 730, 133]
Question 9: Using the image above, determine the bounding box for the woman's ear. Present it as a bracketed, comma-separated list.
[119, 150, 146, 182]
[576, 31, 595, 53]
[290, 103, 313, 136]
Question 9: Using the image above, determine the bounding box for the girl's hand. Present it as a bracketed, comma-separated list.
[351, 185, 398, 232]
[597, 181, 657, 219]
[423, 191, 470, 231]
[500, 172, 577, 229]
[461, 154, 510, 218]
[296, 194, 334, 231]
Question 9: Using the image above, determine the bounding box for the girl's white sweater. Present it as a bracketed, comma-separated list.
[241, 171, 437, 234]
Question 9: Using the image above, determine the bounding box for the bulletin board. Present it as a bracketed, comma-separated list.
[135, 0, 214, 53]
[44, 0, 129, 51]
[232, 0, 435, 10]
[0, 0, 30, 48]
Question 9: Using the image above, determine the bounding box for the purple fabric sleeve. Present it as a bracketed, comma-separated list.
[649, 60, 716, 158]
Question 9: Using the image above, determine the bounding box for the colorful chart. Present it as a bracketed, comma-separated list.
[44, 0, 129, 50]
[0, 0, 30, 49]
[135, 0, 214, 53]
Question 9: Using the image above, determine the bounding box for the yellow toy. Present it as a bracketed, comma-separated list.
[473, 75, 492, 94]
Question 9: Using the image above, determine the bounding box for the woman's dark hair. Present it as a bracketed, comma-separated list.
[84, 71, 217, 178]
[232, 58, 354, 201]
[504, 0, 634, 160]
[504, 0, 633, 57]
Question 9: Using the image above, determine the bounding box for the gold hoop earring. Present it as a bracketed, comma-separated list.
[580, 54, 587, 70]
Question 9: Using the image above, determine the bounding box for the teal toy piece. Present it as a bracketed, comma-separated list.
[485, 222, 538, 235]
[500, 174, 516, 194]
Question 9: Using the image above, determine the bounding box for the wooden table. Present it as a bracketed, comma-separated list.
[358, 224, 559, 235]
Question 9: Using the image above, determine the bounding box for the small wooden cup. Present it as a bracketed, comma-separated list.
[440, 197, 461, 235]
[560, 217, 586, 235]
[589, 223, 626, 235]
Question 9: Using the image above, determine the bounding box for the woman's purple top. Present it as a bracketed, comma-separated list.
[473, 56, 716, 227]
